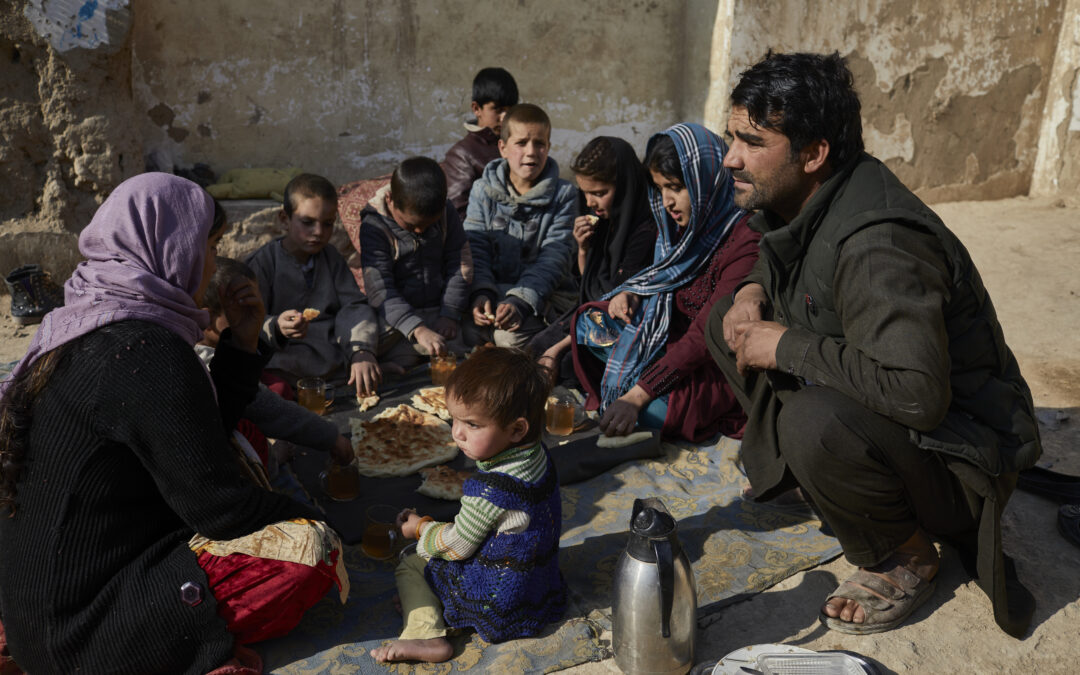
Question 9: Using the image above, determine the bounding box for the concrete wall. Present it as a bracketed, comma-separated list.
[1033, 0, 1080, 200]
[703, 0, 1066, 203]
[130, 0, 714, 183]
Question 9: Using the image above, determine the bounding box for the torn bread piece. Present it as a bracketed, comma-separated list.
[585, 214, 600, 225]
[416, 464, 472, 500]
[350, 404, 458, 477]
[411, 386, 450, 421]
[301, 308, 321, 321]
[596, 430, 654, 448]
[356, 394, 380, 412]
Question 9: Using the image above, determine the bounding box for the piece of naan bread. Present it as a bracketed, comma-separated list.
[596, 430, 653, 448]
[416, 464, 472, 500]
[356, 394, 380, 412]
[411, 386, 450, 421]
[350, 404, 458, 477]
[301, 307, 321, 321]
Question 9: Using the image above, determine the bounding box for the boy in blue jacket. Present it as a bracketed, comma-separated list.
[463, 103, 577, 349]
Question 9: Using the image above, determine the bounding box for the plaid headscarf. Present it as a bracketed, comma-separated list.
[598, 123, 744, 409]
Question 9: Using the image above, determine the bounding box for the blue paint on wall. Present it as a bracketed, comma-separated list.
[78, 1, 98, 21]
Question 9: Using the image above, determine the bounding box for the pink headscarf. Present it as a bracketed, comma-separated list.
[1, 173, 215, 396]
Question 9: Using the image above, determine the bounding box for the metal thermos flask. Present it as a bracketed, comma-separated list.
[612, 497, 696, 675]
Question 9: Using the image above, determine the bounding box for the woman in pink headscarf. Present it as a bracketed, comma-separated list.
[0, 174, 346, 674]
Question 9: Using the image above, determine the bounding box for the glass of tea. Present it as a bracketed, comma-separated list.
[319, 459, 360, 502]
[545, 392, 578, 436]
[297, 377, 334, 415]
[430, 353, 457, 386]
[360, 504, 401, 561]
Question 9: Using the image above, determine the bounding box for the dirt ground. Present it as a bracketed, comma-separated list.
[2, 196, 1078, 674]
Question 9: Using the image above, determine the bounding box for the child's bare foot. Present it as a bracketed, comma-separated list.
[370, 637, 453, 663]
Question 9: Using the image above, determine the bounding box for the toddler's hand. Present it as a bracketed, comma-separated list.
[278, 309, 307, 339]
[413, 325, 447, 356]
[494, 302, 522, 332]
[433, 316, 459, 340]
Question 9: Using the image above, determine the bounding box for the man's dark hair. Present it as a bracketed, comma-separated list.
[643, 134, 683, 185]
[472, 67, 519, 108]
[500, 103, 551, 142]
[390, 156, 447, 217]
[731, 51, 864, 168]
[203, 256, 256, 316]
[282, 173, 338, 217]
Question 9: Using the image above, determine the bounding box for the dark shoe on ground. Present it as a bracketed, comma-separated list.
[1058, 504, 1080, 549]
[820, 557, 937, 635]
[5, 264, 64, 325]
[1017, 466, 1080, 504]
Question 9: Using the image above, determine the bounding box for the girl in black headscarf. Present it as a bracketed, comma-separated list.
[533, 136, 657, 377]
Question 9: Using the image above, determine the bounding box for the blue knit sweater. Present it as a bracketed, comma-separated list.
[424, 454, 566, 642]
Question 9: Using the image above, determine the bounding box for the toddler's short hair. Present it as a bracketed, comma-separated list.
[202, 256, 257, 317]
[283, 173, 338, 217]
[390, 157, 447, 218]
[446, 347, 551, 445]
[500, 103, 551, 142]
[472, 67, 519, 108]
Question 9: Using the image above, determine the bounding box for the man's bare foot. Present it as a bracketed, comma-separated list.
[370, 637, 453, 663]
[822, 528, 939, 625]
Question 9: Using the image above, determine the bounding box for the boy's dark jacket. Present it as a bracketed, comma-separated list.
[359, 185, 473, 337]
[444, 123, 501, 221]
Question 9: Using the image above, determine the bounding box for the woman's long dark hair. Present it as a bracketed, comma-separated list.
[0, 347, 67, 516]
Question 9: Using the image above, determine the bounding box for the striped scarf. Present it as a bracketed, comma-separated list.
[598, 123, 744, 409]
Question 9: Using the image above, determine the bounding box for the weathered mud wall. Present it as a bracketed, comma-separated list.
[1032, 0, 1080, 202]
[707, 0, 1066, 202]
[130, 0, 706, 184]
[0, 0, 141, 283]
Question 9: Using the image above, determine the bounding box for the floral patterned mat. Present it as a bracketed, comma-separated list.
[258, 435, 842, 674]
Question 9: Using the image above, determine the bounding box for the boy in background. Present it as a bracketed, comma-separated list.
[443, 67, 519, 221]
[360, 157, 472, 368]
[197, 257, 355, 471]
[371, 347, 566, 664]
[246, 173, 384, 399]
[463, 103, 578, 349]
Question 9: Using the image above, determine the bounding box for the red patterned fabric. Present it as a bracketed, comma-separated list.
[337, 175, 392, 293]
[235, 419, 269, 466]
[259, 371, 295, 401]
[198, 550, 338, 645]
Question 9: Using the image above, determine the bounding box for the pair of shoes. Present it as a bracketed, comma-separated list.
[819, 557, 937, 635]
[5, 265, 64, 325]
[1017, 466, 1080, 504]
[1058, 505, 1080, 549]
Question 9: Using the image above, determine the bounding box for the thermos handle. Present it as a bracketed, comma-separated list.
[654, 537, 674, 638]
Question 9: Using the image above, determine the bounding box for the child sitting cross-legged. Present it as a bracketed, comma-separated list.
[371, 347, 567, 664]
[360, 156, 472, 368]
[246, 173, 383, 400]
[463, 103, 578, 349]
[197, 256, 355, 470]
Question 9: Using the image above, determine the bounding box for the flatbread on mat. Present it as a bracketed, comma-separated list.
[416, 464, 472, 500]
[411, 386, 450, 421]
[350, 404, 458, 477]
[356, 394, 379, 412]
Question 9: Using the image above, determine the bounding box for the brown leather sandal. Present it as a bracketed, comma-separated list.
[819, 557, 937, 635]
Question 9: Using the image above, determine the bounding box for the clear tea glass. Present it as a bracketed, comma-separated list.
[297, 377, 334, 415]
[319, 459, 360, 502]
[430, 353, 457, 386]
[360, 504, 401, 560]
[546, 393, 578, 436]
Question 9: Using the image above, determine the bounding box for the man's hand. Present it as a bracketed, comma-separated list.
[433, 316, 459, 340]
[732, 320, 787, 376]
[599, 385, 652, 436]
[471, 296, 495, 326]
[277, 309, 308, 339]
[348, 351, 383, 397]
[608, 291, 642, 324]
[220, 277, 265, 353]
[494, 302, 522, 331]
[330, 435, 354, 466]
[413, 325, 447, 356]
[723, 283, 769, 351]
